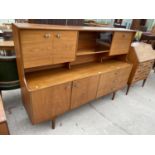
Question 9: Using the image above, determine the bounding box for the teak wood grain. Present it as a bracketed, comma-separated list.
[20, 30, 78, 68]
[71, 75, 99, 109]
[12, 23, 134, 128]
[13, 23, 136, 32]
[31, 82, 71, 124]
[109, 32, 134, 55]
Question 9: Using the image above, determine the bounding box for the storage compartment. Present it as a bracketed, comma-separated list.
[109, 32, 134, 55]
[77, 31, 112, 56]
[20, 30, 78, 69]
[77, 31, 133, 56]
[71, 75, 99, 109]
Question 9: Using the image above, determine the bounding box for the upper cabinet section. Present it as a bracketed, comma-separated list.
[109, 32, 134, 56]
[13, 23, 135, 69]
[20, 29, 78, 69]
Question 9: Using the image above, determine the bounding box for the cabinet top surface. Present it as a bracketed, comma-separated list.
[0, 95, 6, 123]
[26, 60, 131, 91]
[13, 23, 135, 32]
[131, 42, 155, 62]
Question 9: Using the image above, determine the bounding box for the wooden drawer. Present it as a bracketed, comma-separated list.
[97, 65, 132, 98]
[20, 30, 53, 69]
[109, 32, 133, 55]
[138, 60, 154, 68]
[20, 30, 78, 69]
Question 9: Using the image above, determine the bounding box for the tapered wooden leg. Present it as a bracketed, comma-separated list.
[112, 92, 116, 100]
[142, 79, 147, 87]
[126, 85, 131, 95]
[51, 117, 56, 129]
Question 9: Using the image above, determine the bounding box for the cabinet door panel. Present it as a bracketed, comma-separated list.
[114, 66, 132, 90]
[52, 31, 78, 64]
[97, 71, 116, 98]
[31, 82, 71, 124]
[20, 30, 53, 69]
[109, 32, 133, 55]
[71, 75, 99, 109]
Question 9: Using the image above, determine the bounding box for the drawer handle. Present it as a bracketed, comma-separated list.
[44, 33, 51, 38]
[56, 33, 61, 39]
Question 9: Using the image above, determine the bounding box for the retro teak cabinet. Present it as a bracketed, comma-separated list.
[13, 23, 135, 129]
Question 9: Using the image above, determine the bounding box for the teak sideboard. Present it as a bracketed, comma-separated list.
[13, 23, 135, 129]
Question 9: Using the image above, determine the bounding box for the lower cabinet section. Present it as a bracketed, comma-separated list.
[31, 82, 72, 124]
[25, 63, 132, 125]
[71, 75, 99, 109]
[97, 66, 132, 98]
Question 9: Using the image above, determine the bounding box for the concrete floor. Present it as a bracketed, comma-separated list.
[2, 71, 155, 135]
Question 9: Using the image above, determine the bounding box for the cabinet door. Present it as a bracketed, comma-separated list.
[31, 82, 71, 124]
[97, 71, 116, 98]
[20, 30, 53, 69]
[114, 66, 132, 90]
[109, 32, 133, 56]
[52, 31, 78, 64]
[71, 75, 99, 109]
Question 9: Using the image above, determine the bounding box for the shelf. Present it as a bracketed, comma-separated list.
[26, 60, 131, 91]
[96, 39, 111, 48]
[76, 49, 109, 56]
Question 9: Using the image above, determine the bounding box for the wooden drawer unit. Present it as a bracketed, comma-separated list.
[131, 61, 154, 83]
[71, 75, 99, 109]
[127, 43, 155, 94]
[31, 82, 72, 124]
[20, 30, 78, 68]
[109, 32, 133, 56]
[97, 65, 132, 98]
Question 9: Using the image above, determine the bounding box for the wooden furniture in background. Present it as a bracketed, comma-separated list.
[127, 42, 155, 94]
[28, 19, 84, 26]
[0, 94, 9, 135]
[13, 23, 135, 129]
[131, 19, 147, 31]
[0, 40, 14, 50]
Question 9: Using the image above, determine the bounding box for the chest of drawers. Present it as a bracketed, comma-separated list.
[127, 42, 155, 94]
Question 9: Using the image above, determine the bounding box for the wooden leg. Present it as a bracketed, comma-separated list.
[112, 92, 116, 100]
[142, 79, 147, 87]
[126, 85, 131, 95]
[51, 117, 56, 129]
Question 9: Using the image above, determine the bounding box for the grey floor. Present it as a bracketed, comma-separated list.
[2, 71, 155, 135]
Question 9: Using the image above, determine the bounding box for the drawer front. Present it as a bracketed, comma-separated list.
[20, 30, 53, 69]
[52, 31, 78, 64]
[131, 61, 153, 83]
[109, 32, 133, 55]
